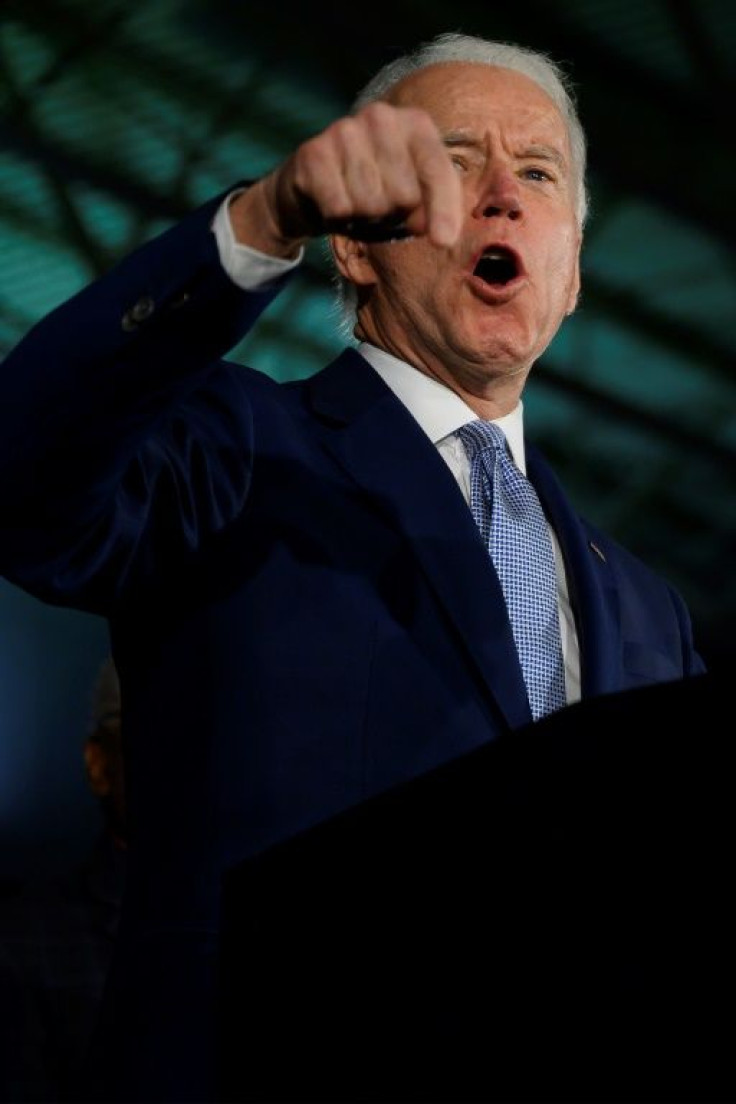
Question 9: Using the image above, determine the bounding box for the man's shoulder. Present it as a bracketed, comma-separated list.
[217, 345, 368, 405]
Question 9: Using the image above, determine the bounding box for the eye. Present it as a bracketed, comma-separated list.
[450, 154, 468, 173]
[522, 166, 555, 183]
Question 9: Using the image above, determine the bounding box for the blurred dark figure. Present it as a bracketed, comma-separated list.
[0, 659, 126, 1103]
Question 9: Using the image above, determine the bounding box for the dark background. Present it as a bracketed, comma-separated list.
[0, 0, 734, 880]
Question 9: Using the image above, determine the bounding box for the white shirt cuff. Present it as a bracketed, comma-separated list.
[212, 188, 303, 289]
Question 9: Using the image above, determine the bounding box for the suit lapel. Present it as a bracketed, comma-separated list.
[526, 444, 622, 697]
[307, 350, 531, 730]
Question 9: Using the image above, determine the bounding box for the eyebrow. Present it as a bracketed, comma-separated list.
[442, 132, 567, 172]
[522, 144, 568, 172]
[442, 131, 485, 151]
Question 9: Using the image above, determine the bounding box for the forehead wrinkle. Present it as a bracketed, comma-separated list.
[441, 130, 568, 172]
[442, 129, 481, 143]
[389, 65, 569, 147]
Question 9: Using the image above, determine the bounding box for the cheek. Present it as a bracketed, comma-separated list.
[385, 251, 447, 307]
[544, 231, 579, 291]
[370, 237, 428, 278]
[558, 223, 581, 269]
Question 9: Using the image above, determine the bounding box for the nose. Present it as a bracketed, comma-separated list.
[472, 163, 522, 222]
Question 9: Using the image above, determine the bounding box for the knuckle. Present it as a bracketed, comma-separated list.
[360, 100, 394, 129]
[403, 106, 435, 132]
[333, 116, 360, 147]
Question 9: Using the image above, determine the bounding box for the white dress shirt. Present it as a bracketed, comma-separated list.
[212, 193, 581, 704]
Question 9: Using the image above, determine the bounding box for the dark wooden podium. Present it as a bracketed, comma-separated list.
[218, 672, 733, 1103]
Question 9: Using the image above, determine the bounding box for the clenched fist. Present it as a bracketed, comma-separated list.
[229, 101, 463, 258]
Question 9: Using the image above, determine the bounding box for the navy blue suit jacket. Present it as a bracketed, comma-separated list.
[0, 194, 705, 1099]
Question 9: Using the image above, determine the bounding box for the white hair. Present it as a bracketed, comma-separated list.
[331, 32, 588, 333]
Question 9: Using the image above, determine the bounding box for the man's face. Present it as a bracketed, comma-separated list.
[341, 63, 581, 408]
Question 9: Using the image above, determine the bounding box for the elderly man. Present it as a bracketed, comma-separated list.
[0, 32, 704, 1103]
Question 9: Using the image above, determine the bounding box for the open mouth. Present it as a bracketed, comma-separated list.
[472, 246, 521, 286]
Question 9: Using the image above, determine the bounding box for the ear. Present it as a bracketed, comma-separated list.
[329, 234, 378, 288]
[84, 741, 111, 797]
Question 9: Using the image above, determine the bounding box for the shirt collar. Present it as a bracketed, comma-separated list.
[357, 341, 527, 472]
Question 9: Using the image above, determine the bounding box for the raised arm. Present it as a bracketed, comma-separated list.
[0, 105, 461, 613]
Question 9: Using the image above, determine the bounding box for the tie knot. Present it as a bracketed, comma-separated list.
[456, 419, 507, 461]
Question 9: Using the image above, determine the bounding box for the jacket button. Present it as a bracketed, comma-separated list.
[121, 296, 155, 331]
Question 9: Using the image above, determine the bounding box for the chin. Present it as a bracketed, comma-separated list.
[470, 333, 535, 373]
[451, 349, 526, 388]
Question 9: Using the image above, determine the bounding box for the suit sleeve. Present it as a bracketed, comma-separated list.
[0, 192, 288, 615]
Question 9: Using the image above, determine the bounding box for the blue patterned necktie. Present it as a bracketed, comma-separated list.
[457, 420, 566, 721]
